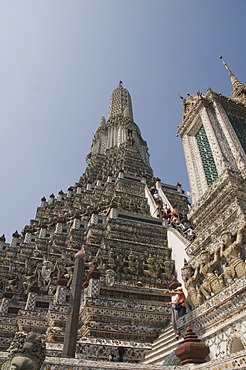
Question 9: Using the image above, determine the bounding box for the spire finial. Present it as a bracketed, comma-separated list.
[220, 56, 233, 76]
[219, 56, 245, 98]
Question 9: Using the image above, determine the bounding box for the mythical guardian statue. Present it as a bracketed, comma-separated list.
[2, 332, 46, 370]
[219, 222, 246, 283]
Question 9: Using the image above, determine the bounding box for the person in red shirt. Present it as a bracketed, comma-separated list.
[173, 286, 186, 317]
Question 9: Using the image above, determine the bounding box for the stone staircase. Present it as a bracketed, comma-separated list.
[141, 323, 182, 365]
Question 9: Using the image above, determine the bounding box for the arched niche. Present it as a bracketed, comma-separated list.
[230, 337, 244, 354]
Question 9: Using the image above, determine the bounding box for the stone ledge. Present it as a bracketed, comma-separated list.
[177, 276, 246, 335]
[1, 350, 246, 369]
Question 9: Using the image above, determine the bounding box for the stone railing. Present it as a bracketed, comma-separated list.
[177, 276, 246, 336]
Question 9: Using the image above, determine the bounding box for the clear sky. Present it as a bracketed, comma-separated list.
[1, 0, 246, 241]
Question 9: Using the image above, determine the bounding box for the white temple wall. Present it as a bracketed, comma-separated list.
[167, 228, 188, 294]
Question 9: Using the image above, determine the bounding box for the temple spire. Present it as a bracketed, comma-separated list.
[219, 56, 246, 99]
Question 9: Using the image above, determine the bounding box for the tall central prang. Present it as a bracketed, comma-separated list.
[0, 82, 189, 362]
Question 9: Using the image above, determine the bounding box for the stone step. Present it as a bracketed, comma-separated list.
[151, 332, 176, 349]
[152, 324, 174, 338]
[143, 337, 182, 364]
[150, 334, 180, 353]
[152, 325, 174, 342]
[142, 324, 182, 365]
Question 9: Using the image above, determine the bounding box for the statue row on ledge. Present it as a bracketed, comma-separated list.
[182, 223, 246, 308]
[2, 246, 174, 296]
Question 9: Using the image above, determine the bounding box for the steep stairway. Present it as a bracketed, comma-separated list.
[141, 323, 182, 365]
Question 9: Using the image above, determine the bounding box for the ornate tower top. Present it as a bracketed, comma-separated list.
[83, 82, 152, 182]
[178, 59, 246, 208]
[108, 81, 133, 119]
[220, 56, 246, 100]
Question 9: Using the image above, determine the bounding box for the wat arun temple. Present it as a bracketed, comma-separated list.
[0, 59, 245, 370]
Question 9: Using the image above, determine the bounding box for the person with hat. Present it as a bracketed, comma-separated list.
[173, 286, 186, 318]
[166, 289, 179, 339]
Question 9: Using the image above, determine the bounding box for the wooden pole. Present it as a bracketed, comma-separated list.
[63, 256, 84, 357]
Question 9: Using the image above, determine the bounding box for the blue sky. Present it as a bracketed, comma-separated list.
[1, 1, 246, 241]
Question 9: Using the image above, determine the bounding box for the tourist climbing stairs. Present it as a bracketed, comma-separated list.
[141, 323, 182, 365]
[145, 185, 160, 218]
